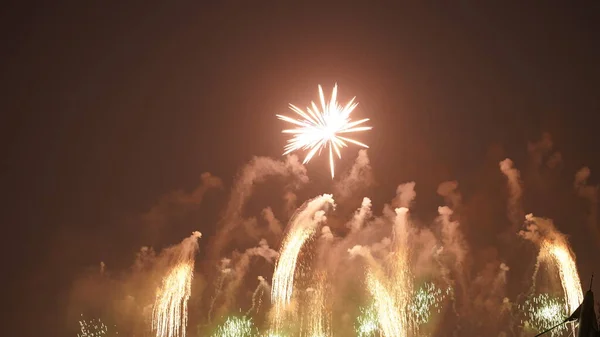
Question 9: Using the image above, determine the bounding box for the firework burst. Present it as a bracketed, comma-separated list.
[277, 84, 371, 178]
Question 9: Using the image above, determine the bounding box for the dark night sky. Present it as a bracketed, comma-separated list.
[2, 2, 600, 336]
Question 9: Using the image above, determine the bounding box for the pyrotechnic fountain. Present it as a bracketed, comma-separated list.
[270, 194, 335, 334]
[152, 231, 202, 337]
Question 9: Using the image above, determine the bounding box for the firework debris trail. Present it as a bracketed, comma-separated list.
[500, 158, 524, 232]
[208, 258, 231, 324]
[246, 276, 270, 316]
[152, 231, 202, 337]
[269, 194, 336, 334]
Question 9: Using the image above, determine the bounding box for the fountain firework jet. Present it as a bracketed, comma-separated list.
[390, 207, 413, 335]
[520, 214, 583, 336]
[270, 194, 335, 333]
[540, 240, 583, 314]
[271, 194, 335, 332]
[152, 232, 202, 337]
[367, 270, 404, 337]
[277, 84, 372, 178]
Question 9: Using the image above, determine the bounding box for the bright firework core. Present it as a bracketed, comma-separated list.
[277, 84, 372, 178]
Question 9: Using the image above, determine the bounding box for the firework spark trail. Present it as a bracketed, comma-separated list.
[367, 270, 403, 337]
[208, 258, 232, 323]
[277, 84, 372, 178]
[152, 232, 202, 337]
[246, 276, 269, 316]
[270, 194, 335, 333]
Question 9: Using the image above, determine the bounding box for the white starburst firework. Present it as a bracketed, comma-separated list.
[277, 84, 372, 178]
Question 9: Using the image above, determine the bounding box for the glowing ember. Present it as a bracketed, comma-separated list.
[277, 84, 371, 178]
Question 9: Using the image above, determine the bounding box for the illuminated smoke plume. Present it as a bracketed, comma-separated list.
[472, 260, 510, 320]
[437, 206, 470, 308]
[436, 180, 462, 209]
[392, 182, 417, 209]
[321, 226, 334, 241]
[499, 158, 524, 230]
[527, 132, 554, 168]
[519, 214, 583, 319]
[261, 207, 283, 237]
[546, 152, 562, 170]
[333, 149, 374, 201]
[283, 191, 298, 217]
[142, 173, 222, 230]
[348, 197, 373, 233]
[574, 166, 600, 244]
[152, 231, 202, 337]
[211, 155, 308, 259]
[270, 194, 335, 333]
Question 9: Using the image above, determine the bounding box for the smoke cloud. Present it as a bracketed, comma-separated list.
[333, 149, 374, 201]
[211, 155, 308, 259]
[437, 180, 462, 209]
[499, 158, 523, 230]
[141, 172, 222, 231]
[391, 181, 417, 209]
[574, 167, 600, 244]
